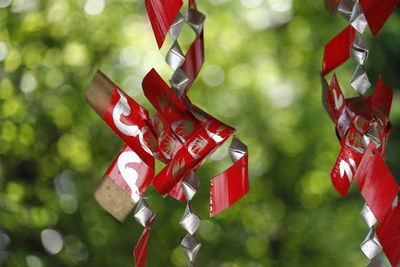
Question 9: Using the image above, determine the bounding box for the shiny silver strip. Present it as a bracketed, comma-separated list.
[180, 172, 201, 266]
[350, 65, 371, 95]
[360, 227, 382, 260]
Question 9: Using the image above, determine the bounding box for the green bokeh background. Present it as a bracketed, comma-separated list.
[1, 0, 400, 266]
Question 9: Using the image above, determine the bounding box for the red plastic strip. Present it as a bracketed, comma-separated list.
[360, 0, 400, 36]
[134, 228, 150, 267]
[152, 113, 183, 162]
[142, 69, 202, 142]
[322, 25, 356, 75]
[210, 154, 249, 216]
[376, 204, 400, 266]
[182, 32, 204, 93]
[330, 144, 363, 197]
[325, 74, 346, 123]
[371, 76, 393, 118]
[354, 144, 399, 222]
[153, 121, 233, 195]
[145, 0, 183, 48]
[103, 87, 156, 169]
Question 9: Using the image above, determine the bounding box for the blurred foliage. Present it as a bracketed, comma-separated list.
[0, 0, 400, 266]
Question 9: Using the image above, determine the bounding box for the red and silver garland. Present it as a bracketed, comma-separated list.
[322, 0, 400, 265]
[85, 1, 249, 266]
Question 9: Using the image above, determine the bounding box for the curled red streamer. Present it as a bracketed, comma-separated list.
[86, 0, 249, 266]
[321, 1, 399, 265]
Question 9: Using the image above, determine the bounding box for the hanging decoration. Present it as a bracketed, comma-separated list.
[321, 0, 400, 266]
[85, 1, 249, 266]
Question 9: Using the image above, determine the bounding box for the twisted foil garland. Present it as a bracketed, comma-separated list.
[85, 1, 249, 266]
[321, 0, 400, 265]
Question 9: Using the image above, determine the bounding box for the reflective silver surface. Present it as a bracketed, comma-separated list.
[180, 234, 201, 262]
[360, 203, 377, 228]
[229, 135, 248, 163]
[360, 227, 383, 260]
[350, 65, 371, 95]
[133, 198, 156, 227]
[180, 204, 201, 235]
[350, 2, 368, 34]
[169, 12, 185, 41]
[166, 41, 185, 71]
[186, 9, 205, 36]
[338, 0, 354, 21]
[351, 33, 369, 65]
[366, 257, 386, 267]
[170, 68, 189, 97]
[182, 171, 200, 201]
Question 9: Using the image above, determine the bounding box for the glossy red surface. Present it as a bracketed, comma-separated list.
[210, 154, 249, 216]
[322, 25, 355, 75]
[181, 32, 204, 93]
[376, 204, 400, 266]
[360, 0, 400, 36]
[134, 228, 150, 267]
[103, 87, 156, 169]
[330, 144, 363, 197]
[145, 0, 183, 48]
[355, 144, 398, 222]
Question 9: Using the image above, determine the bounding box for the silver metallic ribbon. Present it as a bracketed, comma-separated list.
[166, 8, 205, 97]
[338, 0, 371, 96]
[165, 7, 205, 266]
[133, 197, 157, 259]
[180, 171, 201, 266]
[328, 1, 386, 265]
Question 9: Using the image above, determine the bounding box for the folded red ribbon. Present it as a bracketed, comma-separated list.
[86, 1, 249, 266]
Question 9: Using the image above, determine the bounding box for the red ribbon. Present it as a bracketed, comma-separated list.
[322, 1, 399, 264]
[87, 1, 249, 266]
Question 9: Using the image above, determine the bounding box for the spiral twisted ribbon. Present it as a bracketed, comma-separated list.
[85, 1, 249, 266]
[321, 0, 400, 265]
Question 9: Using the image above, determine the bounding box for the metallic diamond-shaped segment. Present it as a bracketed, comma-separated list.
[133, 199, 156, 227]
[170, 68, 189, 97]
[182, 171, 200, 201]
[229, 136, 248, 163]
[350, 65, 371, 95]
[338, 0, 354, 21]
[350, 2, 368, 33]
[366, 257, 386, 267]
[180, 204, 201, 235]
[365, 126, 381, 148]
[169, 12, 185, 41]
[361, 228, 382, 260]
[186, 9, 205, 36]
[351, 33, 369, 65]
[166, 41, 185, 71]
[360, 203, 377, 228]
[180, 234, 201, 262]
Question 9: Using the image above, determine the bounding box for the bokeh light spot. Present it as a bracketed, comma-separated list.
[20, 73, 37, 94]
[25, 255, 43, 267]
[84, 0, 105, 16]
[0, 42, 8, 61]
[40, 229, 63, 254]
[202, 65, 224, 87]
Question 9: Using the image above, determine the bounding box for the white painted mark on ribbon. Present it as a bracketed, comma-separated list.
[205, 120, 224, 143]
[333, 89, 343, 110]
[118, 151, 141, 202]
[113, 89, 140, 137]
[339, 158, 357, 183]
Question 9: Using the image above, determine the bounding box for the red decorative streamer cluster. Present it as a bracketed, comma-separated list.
[322, 0, 400, 265]
[85, 1, 249, 266]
